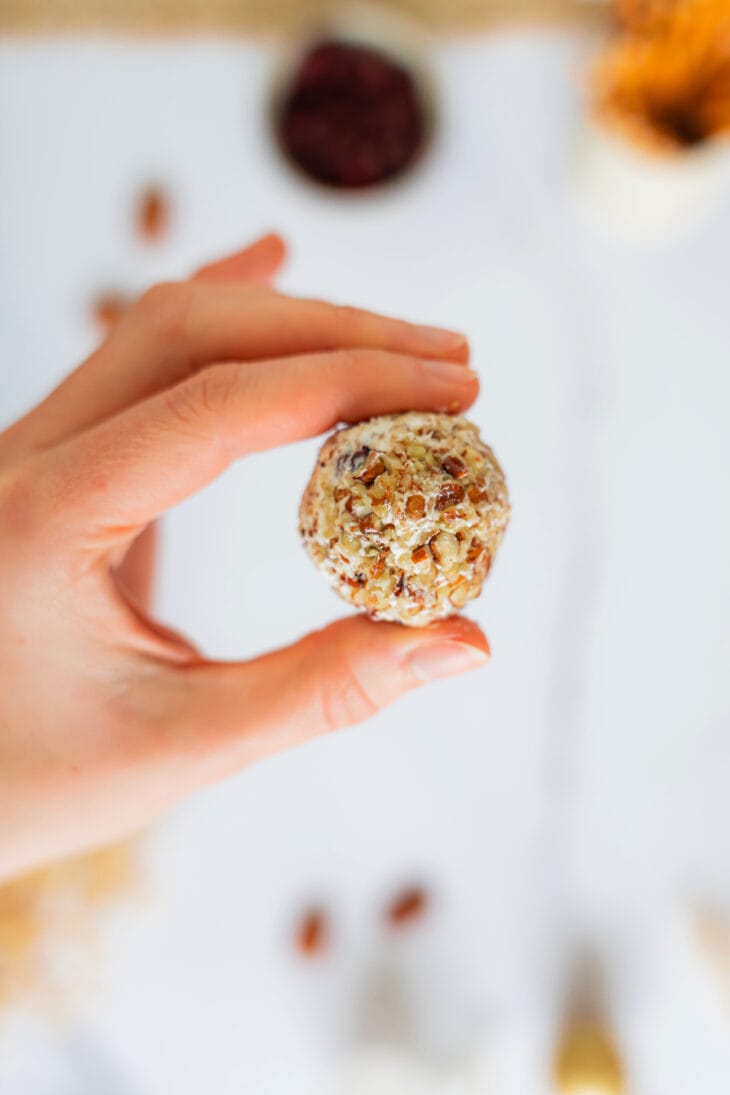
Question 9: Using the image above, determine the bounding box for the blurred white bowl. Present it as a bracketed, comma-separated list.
[574, 119, 730, 242]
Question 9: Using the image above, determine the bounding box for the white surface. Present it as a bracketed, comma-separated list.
[333, 1046, 448, 1095]
[0, 31, 729, 1095]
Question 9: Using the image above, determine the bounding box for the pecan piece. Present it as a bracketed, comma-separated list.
[449, 575, 470, 607]
[435, 481, 464, 510]
[356, 454, 386, 485]
[295, 908, 328, 956]
[468, 484, 489, 504]
[136, 184, 170, 241]
[92, 290, 132, 330]
[442, 455, 468, 479]
[411, 545, 430, 567]
[386, 886, 430, 927]
[369, 554, 385, 579]
[405, 494, 426, 519]
[466, 538, 484, 563]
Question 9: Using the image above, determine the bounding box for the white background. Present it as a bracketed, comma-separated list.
[0, 29, 729, 1094]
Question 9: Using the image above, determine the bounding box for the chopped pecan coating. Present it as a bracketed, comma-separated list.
[300, 412, 509, 626]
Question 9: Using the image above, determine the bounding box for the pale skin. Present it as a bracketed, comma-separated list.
[0, 234, 490, 883]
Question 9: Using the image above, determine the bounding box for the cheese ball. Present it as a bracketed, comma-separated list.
[299, 412, 510, 627]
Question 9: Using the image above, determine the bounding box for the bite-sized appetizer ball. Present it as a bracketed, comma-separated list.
[299, 412, 509, 626]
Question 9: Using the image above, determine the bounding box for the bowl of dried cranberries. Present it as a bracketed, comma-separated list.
[271, 4, 435, 191]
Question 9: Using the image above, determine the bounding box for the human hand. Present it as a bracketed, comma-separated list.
[0, 234, 488, 882]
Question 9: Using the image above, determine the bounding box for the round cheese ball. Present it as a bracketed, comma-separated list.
[299, 412, 510, 627]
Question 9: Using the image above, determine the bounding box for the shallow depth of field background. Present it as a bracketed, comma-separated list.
[1, 6, 730, 1094]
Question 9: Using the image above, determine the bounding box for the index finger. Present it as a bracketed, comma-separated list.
[6, 279, 468, 459]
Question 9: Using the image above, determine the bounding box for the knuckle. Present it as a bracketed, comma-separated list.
[161, 381, 205, 436]
[164, 365, 240, 434]
[136, 280, 196, 340]
[332, 303, 362, 341]
[195, 364, 242, 417]
[318, 658, 380, 732]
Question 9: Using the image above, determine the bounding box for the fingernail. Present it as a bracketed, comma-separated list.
[422, 360, 479, 384]
[415, 325, 467, 351]
[408, 640, 490, 683]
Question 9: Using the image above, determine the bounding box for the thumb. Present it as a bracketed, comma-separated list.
[160, 615, 490, 783]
